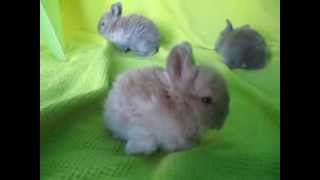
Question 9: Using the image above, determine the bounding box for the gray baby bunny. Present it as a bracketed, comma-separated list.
[98, 2, 160, 56]
[215, 19, 267, 70]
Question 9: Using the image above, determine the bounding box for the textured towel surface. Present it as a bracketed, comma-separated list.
[40, 0, 280, 179]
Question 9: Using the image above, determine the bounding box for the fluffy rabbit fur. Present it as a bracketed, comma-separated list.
[104, 42, 230, 155]
[98, 2, 160, 56]
[215, 19, 267, 70]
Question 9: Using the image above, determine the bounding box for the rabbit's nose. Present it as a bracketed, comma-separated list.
[97, 22, 101, 32]
[98, 22, 104, 34]
[241, 63, 247, 68]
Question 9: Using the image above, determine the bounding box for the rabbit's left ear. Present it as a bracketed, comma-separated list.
[111, 2, 122, 17]
[241, 24, 250, 29]
[166, 42, 197, 87]
[225, 19, 233, 32]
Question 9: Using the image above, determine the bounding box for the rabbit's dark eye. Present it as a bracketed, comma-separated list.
[164, 90, 170, 99]
[201, 97, 212, 104]
[101, 22, 105, 26]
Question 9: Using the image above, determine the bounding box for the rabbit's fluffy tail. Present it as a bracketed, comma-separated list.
[131, 46, 159, 56]
[146, 46, 159, 56]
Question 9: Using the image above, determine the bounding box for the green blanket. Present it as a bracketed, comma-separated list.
[40, 0, 280, 179]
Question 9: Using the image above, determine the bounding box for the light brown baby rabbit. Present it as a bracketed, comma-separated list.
[98, 2, 160, 56]
[104, 42, 230, 155]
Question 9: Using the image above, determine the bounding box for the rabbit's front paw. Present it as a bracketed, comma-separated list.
[125, 138, 157, 155]
[117, 44, 130, 53]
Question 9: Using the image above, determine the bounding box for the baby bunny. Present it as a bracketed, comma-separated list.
[215, 19, 267, 70]
[104, 42, 230, 155]
[98, 2, 160, 56]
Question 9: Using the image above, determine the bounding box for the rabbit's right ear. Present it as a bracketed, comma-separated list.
[225, 19, 233, 32]
[242, 25, 250, 29]
[166, 42, 197, 88]
[111, 2, 122, 17]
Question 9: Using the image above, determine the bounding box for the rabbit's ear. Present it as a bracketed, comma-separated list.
[111, 2, 122, 17]
[225, 19, 233, 32]
[167, 42, 197, 87]
[242, 24, 250, 29]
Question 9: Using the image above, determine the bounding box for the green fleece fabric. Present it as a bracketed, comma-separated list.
[40, 0, 280, 179]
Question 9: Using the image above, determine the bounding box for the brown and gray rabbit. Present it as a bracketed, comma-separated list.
[98, 2, 160, 56]
[104, 42, 230, 155]
[215, 19, 267, 70]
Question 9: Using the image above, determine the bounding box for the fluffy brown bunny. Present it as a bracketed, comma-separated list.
[104, 42, 230, 155]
